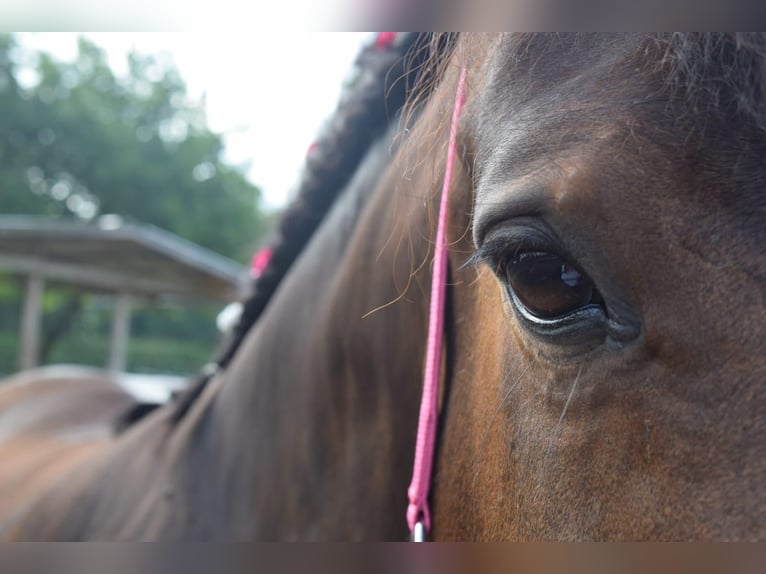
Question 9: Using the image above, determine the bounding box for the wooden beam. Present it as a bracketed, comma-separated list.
[0, 254, 236, 299]
[108, 293, 131, 374]
[18, 274, 44, 371]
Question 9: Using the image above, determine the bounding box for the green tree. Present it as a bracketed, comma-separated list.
[0, 34, 265, 262]
[0, 34, 271, 375]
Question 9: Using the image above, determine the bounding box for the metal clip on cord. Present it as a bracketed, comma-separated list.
[411, 521, 427, 542]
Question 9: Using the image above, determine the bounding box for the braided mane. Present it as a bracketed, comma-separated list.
[171, 33, 445, 421]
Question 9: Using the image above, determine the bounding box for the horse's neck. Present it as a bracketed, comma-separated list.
[173, 124, 433, 539]
[9, 78, 459, 541]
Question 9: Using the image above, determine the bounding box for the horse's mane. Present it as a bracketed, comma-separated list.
[170, 33, 456, 422]
[506, 33, 766, 133]
[656, 33, 766, 133]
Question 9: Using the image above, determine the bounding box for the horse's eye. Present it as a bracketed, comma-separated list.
[503, 251, 602, 319]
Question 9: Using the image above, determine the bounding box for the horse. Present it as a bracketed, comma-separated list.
[0, 33, 764, 540]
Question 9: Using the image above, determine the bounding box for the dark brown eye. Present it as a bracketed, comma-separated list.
[504, 251, 602, 319]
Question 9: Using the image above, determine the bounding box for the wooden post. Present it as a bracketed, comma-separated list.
[18, 274, 44, 371]
[108, 293, 131, 374]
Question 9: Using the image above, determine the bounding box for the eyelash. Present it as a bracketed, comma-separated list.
[462, 239, 520, 271]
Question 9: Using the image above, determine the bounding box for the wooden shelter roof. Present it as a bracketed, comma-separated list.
[0, 216, 247, 301]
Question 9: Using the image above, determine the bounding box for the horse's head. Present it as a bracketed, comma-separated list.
[163, 33, 764, 541]
[5, 33, 763, 542]
[411, 33, 765, 540]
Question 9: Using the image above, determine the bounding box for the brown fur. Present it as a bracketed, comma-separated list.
[0, 34, 763, 540]
[436, 33, 766, 540]
[0, 368, 137, 536]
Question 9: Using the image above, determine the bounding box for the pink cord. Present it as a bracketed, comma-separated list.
[407, 67, 467, 537]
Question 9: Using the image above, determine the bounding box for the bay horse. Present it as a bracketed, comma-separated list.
[0, 33, 764, 540]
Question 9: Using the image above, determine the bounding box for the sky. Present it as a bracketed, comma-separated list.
[15, 32, 370, 210]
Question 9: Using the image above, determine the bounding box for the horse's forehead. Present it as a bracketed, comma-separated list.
[469, 34, 765, 221]
[488, 33, 641, 79]
[473, 35, 650, 174]
[481, 34, 644, 106]
[467, 38, 644, 224]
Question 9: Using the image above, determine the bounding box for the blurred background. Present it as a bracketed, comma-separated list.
[0, 33, 368, 386]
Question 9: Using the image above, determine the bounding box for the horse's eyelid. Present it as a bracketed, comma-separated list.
[459, 253, 483, 271]
[460, 244, 498, 270]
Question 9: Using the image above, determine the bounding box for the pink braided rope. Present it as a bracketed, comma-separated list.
[407, 67, 467, 537]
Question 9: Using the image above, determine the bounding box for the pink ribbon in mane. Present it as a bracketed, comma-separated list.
[250, 247, 273, 279]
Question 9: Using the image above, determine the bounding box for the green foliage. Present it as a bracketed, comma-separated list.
[0, 33, 266, 262]
[69, 295, 222, 374]
[0, 35, 273, 375]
